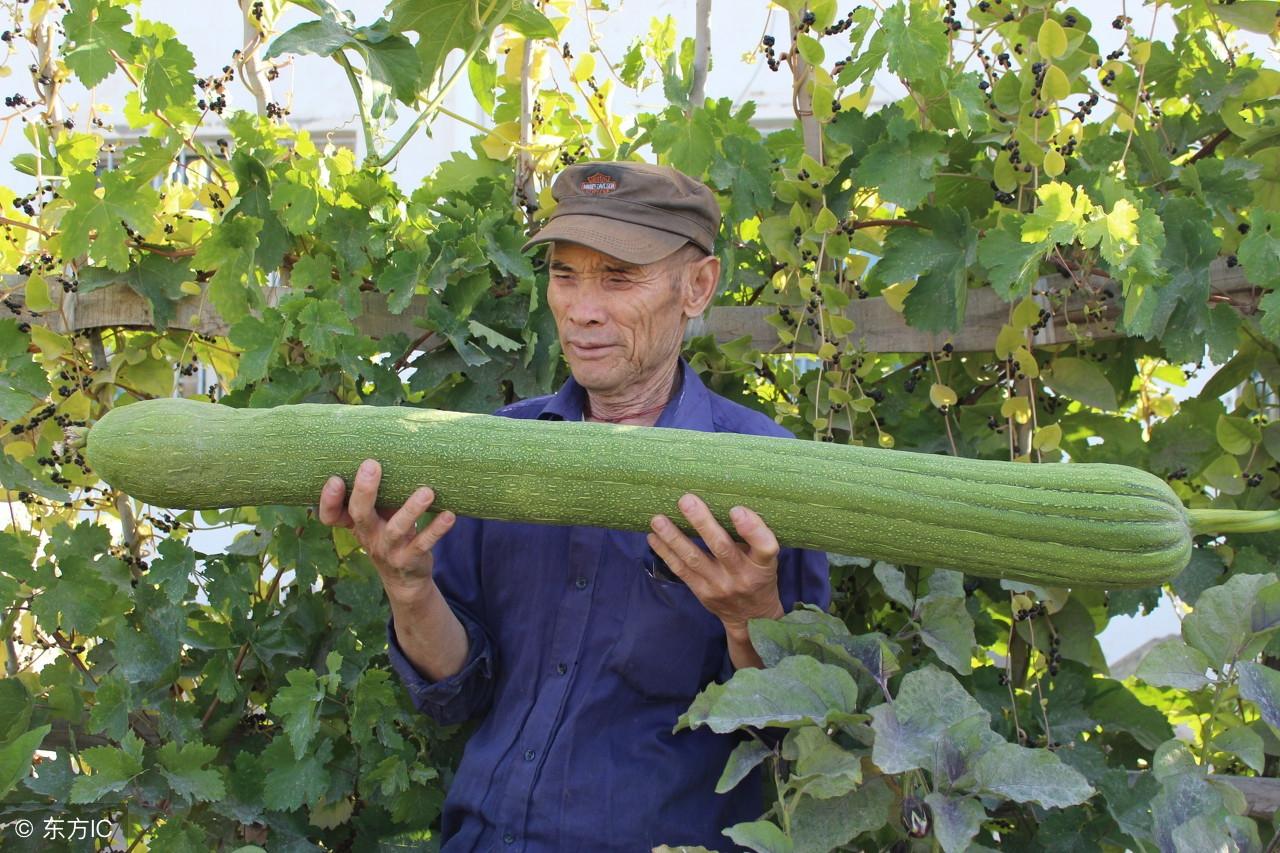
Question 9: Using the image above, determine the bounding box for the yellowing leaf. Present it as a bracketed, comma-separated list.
[929, 383, 958, 409]
[1012, 297, 1042, 329]
[878, 432, 895, 448]
[995, 323, 1023, 359]
[1038, 19, 1068, 59]
[1131, 40, 1151, 65]
[1014, 345, 1040, 378]
[1033, 422, 1062, 452]
[1042, 65, 1070, 101]
[818, 341, 837, 360]
[1043, 149, 1065, 177]
[480, 121, 521, 160]
[1114, 111, 1134, 132]
[30, 325, 70, 359]
[814, 206, 838, 232]
[881, 280, 915, 313]
[572, 52, 596, 83]
[179, 281, 202, 296]
[23, 274, 51, 311]
[1001, 395, 1031, 424]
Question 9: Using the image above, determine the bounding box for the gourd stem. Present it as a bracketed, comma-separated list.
[1189, 509, 1280, 536]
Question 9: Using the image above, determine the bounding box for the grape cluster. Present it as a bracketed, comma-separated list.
[761, 35, 781, 72]
[941, 0, 962, 33]
[558, 142, 589, 166]
[196, 64, 236, 114]
[820, 9, 856, 36]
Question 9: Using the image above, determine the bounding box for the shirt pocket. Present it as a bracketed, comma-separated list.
[604, 545, 725, 704]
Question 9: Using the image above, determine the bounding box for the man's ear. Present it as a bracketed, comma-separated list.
[684, 253, 720, 319]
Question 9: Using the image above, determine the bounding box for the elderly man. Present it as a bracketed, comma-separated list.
[318, 162, 830, 851]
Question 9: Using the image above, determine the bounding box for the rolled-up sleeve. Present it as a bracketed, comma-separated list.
[385, 514, 499, 726]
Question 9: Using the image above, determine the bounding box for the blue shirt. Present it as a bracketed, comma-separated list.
[386, 355, 831, 852]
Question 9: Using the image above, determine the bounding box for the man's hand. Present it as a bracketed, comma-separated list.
[317, 458, 456, 605]
[647, 493, 785, 665]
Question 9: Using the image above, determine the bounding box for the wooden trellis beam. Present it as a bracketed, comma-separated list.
[0, 259, 1255, 355]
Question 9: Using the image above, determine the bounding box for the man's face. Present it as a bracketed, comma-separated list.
[546, 242, 693, 396]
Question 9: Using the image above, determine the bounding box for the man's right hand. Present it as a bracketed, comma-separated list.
[317, 458, 457, 602]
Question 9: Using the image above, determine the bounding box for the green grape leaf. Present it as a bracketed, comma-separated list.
[260, 736, 333, 812]
[192, 215, 263, 326]
[60, 170, 158, 272]
[978, 216, 1045, 300]
[1183, 572, 1279, 669]
[70, 732, 145, 803]
[158, 741, 226, 803]
[1239, 211, 1280, 290]
[139, 35, 197, 113]
[882, 0, 948, 84]
[63, 0, 137, 87]
[869, 665, 998, 775]
[1217, 413, 1261, 454]
[854, 114, 948, 209]
[871, 207, 977, 333]
[270, 668, 325, 760]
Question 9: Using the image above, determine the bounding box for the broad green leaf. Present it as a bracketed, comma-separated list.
[1201, 452, 1245, 495]
[1042, 64, 1070, 101]
[158, 741, 226, 802]
[503, 1, 558, 41]
[1238, 661, 1280, 729]
[1135, 638, 1213, 690]
[973, 741, 1094, 808]
[1213, 724, 1265, 773]
[390, 0, 493, 88]
[789, 776, 894, 851]
[0, 725, 51, 798]
[874, 563, 914, 609]
[787, 727, 862, 799]
[924, 793, 986, 853]
[724, 820, 794, 853]
[869, 665, 996, 774]
[715, 739, 772, 794]
[676, 655, 860, 733]
[1044, 357, 1117, 411]
[1183, 572, 1278, 668]
[918, 595, 976, 674]
[1216, 414, 1260, 454]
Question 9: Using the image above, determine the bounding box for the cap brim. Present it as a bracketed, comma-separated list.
[521, 214, 689, 265]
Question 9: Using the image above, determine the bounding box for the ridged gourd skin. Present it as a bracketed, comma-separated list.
[84, 397, 1194, 589]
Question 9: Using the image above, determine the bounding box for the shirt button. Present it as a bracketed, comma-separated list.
[574, 576, 588, 589]
[503, 831, 515, 844]
[556, 662, 567, 675]
[524, 748, 536, 761]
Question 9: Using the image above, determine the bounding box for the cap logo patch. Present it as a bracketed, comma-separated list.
[580, 171, 618, 194]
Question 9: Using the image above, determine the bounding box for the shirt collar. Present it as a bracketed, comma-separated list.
[537, 354, 715, 432]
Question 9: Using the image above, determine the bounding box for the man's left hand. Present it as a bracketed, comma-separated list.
[647, 493, 785, 638]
